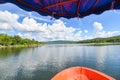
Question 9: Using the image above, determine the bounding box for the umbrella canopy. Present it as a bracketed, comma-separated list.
[0, 0, 120, 19]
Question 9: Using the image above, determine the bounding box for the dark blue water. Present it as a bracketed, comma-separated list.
[0, 44, 120, 80]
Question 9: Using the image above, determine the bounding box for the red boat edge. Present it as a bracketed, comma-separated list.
[51, 67, 115, 80]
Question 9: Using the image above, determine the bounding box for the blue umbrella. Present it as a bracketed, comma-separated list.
[0, 0, 120, 19]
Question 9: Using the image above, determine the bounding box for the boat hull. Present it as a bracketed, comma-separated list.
[51, 67, 115, 80]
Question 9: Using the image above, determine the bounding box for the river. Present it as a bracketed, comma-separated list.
[0, 44, 120, 80]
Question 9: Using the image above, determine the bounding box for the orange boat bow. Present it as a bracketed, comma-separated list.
[51, 67, 115, 80]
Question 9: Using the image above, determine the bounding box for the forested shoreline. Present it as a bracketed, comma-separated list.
[76, 35, 120, 45]
[77, 35, 120, 43]
[0, 34, 43, 47]
[46, 35, 120, 45]
[0, 34, 120, 47]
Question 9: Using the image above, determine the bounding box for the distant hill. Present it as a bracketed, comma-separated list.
[45, 35, 120, 44]
[45, 40, 75, 44]
[77, 35, 120, 43]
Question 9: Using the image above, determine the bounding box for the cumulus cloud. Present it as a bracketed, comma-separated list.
[16, 17, 46, 32]
[0, 10, 83, 41]
[0, 10, 18, 31]
[0, 23, 12, 31]
[0, 10, 119, 41]
[93, 22, 119, 38]
[93, 22, 103, 33]
[16, 19, 83, 41]
[17, 20, 82, 41]
[17, 32, 35, 40]
[84, 30, 88, 33]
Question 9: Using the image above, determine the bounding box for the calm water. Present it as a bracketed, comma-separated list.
[0, 44, 120, 80]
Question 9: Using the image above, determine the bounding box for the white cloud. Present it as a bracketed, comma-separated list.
[0, 22, 12, 31]
[93, 22, 103, 32]
[84, 30, 88, 33]
[0, 10, 119, 41]
[16, 17, 46, 32]
[0, 10, 83, 41]
[93, 22, 120, 38]
[0, 10, 18, 31]
[17, 32, 34, 40]
[27, 20, 82, 41]
[17, 20, 83, 41]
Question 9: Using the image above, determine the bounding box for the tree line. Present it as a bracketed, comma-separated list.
[77, 35, 120, 43]
[0, 34, 43, 46]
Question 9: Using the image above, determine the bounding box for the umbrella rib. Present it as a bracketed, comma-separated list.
[15, 0, 120, 18]
[37, 0, 44, 7]
[92, 0, 99, 9]
[42, 0, 78, 9]
[76, 0, 81, 15]
[60, 0, 64, 15]
[17, 0, 76, 17]
[16, 0, 51, 14]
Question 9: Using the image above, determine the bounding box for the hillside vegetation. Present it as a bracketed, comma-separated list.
[77, 35, 120, 44]
[0, 34, 43, 46]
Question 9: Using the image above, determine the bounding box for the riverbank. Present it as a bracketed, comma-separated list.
[45, 41, 120, 46]
[77, 42, 120, 46]
[0, 44, 44, 48]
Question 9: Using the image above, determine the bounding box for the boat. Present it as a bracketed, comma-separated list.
[51, 67, 115, 80]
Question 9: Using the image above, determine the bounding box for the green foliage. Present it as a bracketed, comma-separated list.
[0, 34, 43, 46]
[77, 35, 120, 43]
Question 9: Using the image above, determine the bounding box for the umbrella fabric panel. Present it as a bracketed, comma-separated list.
[0, 0, 120, 19]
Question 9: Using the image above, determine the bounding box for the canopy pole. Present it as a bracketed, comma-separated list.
[111, 1, 115, 10]
[50, 12, 56, 20]
[77, 13, 81, 20]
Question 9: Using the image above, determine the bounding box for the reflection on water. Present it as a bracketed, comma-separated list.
[0, 44, 120, 80]
[0, 48, 24, 58]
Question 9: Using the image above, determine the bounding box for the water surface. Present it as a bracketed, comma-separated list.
[0, 44, 120, 80]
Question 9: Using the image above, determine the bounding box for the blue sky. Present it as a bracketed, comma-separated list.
[0, 3, 120, 41]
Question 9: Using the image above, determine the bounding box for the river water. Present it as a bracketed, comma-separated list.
[0, 44, 120, 80]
